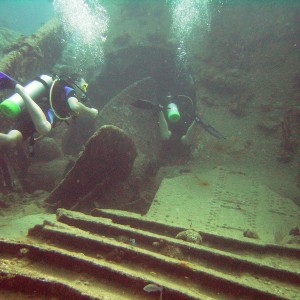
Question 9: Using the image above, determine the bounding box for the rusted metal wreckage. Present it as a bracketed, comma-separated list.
[0, 18, 63, 191]
[1, 208, 299, 299]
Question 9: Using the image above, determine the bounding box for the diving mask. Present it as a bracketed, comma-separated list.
[78, 78, 88, 92]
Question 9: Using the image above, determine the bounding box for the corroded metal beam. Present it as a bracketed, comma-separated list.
[0, 18, 63, 81]
[1, 209, 299, 299]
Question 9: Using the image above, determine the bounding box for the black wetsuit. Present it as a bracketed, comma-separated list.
[157, 72, 196, 165]
[159, 97, 194, 165]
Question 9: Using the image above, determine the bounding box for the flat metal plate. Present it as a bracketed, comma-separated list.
[146, 166, 300, 243]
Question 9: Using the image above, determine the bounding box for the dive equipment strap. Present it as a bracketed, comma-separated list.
[34, 76, 51, 91]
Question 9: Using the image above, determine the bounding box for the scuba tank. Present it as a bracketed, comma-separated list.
[167, 103, 181, 123]
[166, 93, 196, 123]
[0, 75, 53, 118]
[165, 94, 181, 123]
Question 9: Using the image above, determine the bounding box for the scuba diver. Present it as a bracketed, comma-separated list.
[0, 71, 98, 151]
[0, 71, 98, 190]
[131, 73, 225, 165]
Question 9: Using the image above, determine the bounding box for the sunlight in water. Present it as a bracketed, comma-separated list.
[53, 0, 109, 70]
[168, 0, 211, 68]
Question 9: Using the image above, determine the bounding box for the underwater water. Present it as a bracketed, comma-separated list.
[0, 0, 300, 299]
[53, 0, 109, 72]
[168, 0, 212, 68]
[0, 0, 54, 35]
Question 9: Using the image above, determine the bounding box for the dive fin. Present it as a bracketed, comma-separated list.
[0, 71, 18, 90]
[195, 115, 226, 139]
[131, 99, 163, 111]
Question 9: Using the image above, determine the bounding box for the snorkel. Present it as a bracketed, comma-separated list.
[58, 74, 89, 102]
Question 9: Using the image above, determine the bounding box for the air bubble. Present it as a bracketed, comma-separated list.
[53, 0, 109, 71]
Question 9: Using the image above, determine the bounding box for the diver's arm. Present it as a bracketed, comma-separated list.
[15, 84, 51, 136]
[67, 97, 98, 118]
[158, 111, 172, 140]
[181, 120, 198, 145]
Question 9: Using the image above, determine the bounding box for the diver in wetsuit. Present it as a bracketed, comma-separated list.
[131, 70, 225, 165]
[156, 92, 200, 164]
[0, 71, 98, 151]
[0, 71, 98, 190]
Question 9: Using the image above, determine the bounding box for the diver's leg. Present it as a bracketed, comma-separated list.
[181, 120, 198, 145]
[0, 130, 23, 148]
[15, 84, 51, 136]
[158, 111, 172, 141]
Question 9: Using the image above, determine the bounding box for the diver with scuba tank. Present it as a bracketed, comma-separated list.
[0, 71, 98, 150]
[131, 71, 225, 164]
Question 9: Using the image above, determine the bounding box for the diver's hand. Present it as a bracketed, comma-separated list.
[68, 97, 99, 118]
[89, 108, 99, 119]
[15, 84, 27, 97]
